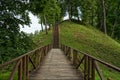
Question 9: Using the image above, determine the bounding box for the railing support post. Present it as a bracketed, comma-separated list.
[18, 59, 22, 80]
[73, 50, 77, 66]
[23, 56, 26, 80]
[68, 47, 71, 60]
[26, 55, 29, 80]
[84, 55, 88, 80]
[91, 59, 95, 80]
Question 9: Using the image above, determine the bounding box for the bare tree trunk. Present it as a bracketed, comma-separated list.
[68, 0, 71, 20]
[111, 21, 117, 38]
[101, 0, 107, 34]
[48, 24, 51, 30]
[91, 10, 94, 26]
[41, 17, 43, 31]
[44, 14, 48, 34]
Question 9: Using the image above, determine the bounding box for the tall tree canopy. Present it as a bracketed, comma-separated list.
[29, 0, 61, 34]
[58, 0, 120, 40]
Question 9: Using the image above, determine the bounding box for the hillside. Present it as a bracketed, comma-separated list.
[60, 21, 120, 68]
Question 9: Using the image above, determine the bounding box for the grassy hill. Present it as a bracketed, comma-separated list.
[60, 21, 120, 67]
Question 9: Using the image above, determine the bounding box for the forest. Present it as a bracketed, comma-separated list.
[0, 0, 120, 64]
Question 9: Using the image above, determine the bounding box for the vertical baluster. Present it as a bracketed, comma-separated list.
[68, 47, 71, 60]
[18, 59, 22, 80]
[88, 57, 91, 80]
[26, 55, 29, 80]
[23, 56, 26, 80]
[73, 50, 77, 66]
[44, 46, 46, 56]
[84, 55, 88, 80]
[35, 50, 37, 68]
[91, 59, 95, 80]
[38, 49, 41, 66]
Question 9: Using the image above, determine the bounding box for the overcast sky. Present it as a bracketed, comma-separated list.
[20, 12, 69, 34]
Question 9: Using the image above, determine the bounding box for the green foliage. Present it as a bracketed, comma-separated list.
[30, 0, 61, 26]
[0, 0, 34, 63]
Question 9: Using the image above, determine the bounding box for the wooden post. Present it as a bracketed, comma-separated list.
[65, 46, 68, 55]
[18, 59, 22, 80]
[73, 50, 77, 66]
[88, 57, 91, 80]
[68, 47, 71, 60]
[26, 55, 29, 80]
[84, 55, 88, 80]
[23, 56, 26, 80]
[44, 47, 46, 56]
[91, 59, 95, 80]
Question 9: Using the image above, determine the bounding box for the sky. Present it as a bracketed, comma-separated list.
[20, 13, 42, 34]
[20, 12, 69, 34]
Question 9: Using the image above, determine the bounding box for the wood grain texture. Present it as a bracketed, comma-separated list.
[29, 49, 83, 80]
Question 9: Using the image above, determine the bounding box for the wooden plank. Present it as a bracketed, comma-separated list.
[23, 56, 26, 80]
[26, 55, 29, 80]
[91, 59, 95, 80]
[73, 50, 77, 66]
[29, 49, 84, 80]
[84, 55, 88, 80]
[18, 59, 22, 80]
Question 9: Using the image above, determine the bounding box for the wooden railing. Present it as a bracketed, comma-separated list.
[60, 44, 120, 80]
[0, 44, 52, 80]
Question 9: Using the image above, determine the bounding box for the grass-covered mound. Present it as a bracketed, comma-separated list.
[60, 21, 120, 67]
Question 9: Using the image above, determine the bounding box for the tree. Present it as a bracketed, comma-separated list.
[101, 0, 107, 34]
[0, 0, 34, 63]
[30, 0, 61, 34]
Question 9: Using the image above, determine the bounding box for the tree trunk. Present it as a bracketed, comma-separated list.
[44, 14, 48, 34]
[91, 10, 94, 26]
[101, 0, 107, 34]
[48, 24, 51, 30]
[68, 0, 71, 20]
[111, 5, 119, 38]
[111, 21, 117, 38]
[41, 17, 43, 31]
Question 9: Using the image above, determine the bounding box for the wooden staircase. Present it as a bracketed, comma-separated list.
[53, 24, 59, 48]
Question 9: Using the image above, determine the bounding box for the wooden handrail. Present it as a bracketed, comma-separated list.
[60, 44, 120, 80]
[0, 44, 52, 80]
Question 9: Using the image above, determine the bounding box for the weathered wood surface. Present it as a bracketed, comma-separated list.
[29, 49, 84, 80]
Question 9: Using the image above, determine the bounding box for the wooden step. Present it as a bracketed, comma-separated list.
[29, 49, 83, 80]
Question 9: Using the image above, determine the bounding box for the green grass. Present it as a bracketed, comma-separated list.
[60, 21, 120, 67]
[0, 70, 18, 80]
[32, 30, 52, 47]
[60, 21, 120, 80]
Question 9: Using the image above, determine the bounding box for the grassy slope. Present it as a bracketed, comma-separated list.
[60, 21, 120, 67]
[32, 30, 52, 47]
[60, 21, 120, 80]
